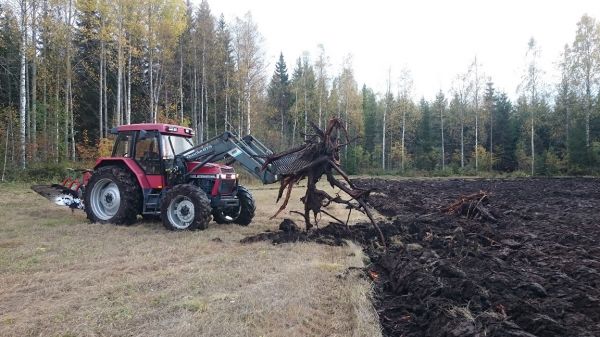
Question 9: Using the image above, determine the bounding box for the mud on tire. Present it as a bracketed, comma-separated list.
[84, 165, 142, 225]
[213, 186, 255, 226]
[161, 184, 212, 231]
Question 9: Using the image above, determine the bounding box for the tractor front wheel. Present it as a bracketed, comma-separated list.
[213, 186, 255, 226]
[161, 184, 212, 231]
[84, 165, 141, 225]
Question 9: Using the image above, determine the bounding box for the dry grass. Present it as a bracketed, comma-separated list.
[0, 182, 381, 337]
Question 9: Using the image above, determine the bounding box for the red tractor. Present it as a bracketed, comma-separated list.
[58, 123, 281, 230]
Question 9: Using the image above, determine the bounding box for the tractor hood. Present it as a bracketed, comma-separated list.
[186, 162, 236, 177]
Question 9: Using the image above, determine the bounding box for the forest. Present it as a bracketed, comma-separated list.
[1, 0, 599, 180]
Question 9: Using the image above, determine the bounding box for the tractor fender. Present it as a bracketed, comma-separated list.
[93, 158, 151, 189]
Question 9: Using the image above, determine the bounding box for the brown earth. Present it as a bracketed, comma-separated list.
[243, 177, 600, 337]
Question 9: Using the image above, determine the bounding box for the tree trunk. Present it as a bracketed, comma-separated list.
[585, 78, 590, 148]
[237, 94, 242, 136]
[103, 40, 108, 135]
[2, 109, 12, 181]
[127, 44, 131, 124]
[116, 15, 123, 126]
[566, 104, 570, 148]
[303, 71, 307, 140]
[383, 69, 390, 170]
[64, 71, 69, 161]
[64, 0, 73, 161]
[344, 88, 349, 160]
[43, 77, 47, 160]
[489, 104, 493, 170]
[246, 89, 251, 135]
[474, 58, 479, 172]
[293, 87, 298, 146]
[382, 103, 386, 171]
[149, 49, 154, 122]
[26, 55, 30, 145]
[318, 79, 323, 129]
[69, 69, 75, 161]
[179, 42, 184, 124]
[193, 65, 199, 142]
[531, 109, 535, 176]
[99, 37, 104, 138]
[55, 73, 60, 163]
[440, 105, 445, 170]
[19, 0, 27, 168]
[224, 63, 229, 131]
[204, 80, 209, 137]
[214, 81, 217, 135]
[201, 38, 206, 140]
[460, 108, 464, 168]
[401, 108, 406, 171]
[31, 0, 37, 161]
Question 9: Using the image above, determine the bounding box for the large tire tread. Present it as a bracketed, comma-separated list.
[84, 165, 141, 225]
[160, 184, 212, 231]
[235, 186, 255, 226]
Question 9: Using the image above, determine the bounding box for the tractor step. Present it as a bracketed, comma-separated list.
[142, 193, 162, 213]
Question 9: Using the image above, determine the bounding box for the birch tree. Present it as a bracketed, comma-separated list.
[484, 81, 495, 170]
[434, 91, 447, 170]
[314, 44, 329, 129]
[143, 0, 186, 123]
[470, 56, 482, 171]
[397, 68, 413, 171]
[452, 71, 471, 168]
[233, 12, 264, 136]
[18, 0, 27, 168]
[520, 37, 543, 175]
[571, 14, 600, 148]
[557, 44, 575, 151]
[30, 0, 37, 159]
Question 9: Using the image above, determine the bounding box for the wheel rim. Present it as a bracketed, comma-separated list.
[167, 196, 195, 229]
[90, 178, 121, 220]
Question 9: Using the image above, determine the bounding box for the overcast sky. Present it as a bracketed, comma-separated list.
[203, 0, 600, 99]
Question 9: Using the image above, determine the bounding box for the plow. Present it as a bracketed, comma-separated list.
[32, 168, 91, 209]
[32, 118, 382, 242]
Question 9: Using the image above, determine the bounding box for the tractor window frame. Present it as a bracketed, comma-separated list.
[161, 134, 195, 159]
[133, 131, 163, 175]
[112, 132, 135, 158]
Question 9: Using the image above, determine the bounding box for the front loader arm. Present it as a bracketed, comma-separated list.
[177, 131, 280, 184]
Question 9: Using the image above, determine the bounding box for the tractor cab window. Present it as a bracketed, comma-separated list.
[112, 132, 134, 157]
[161, 135, 194, 159]
[135, 132, 161, 174]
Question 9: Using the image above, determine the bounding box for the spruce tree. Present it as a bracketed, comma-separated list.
[267, 53, 292, 146]
[361, 85, 377, 153]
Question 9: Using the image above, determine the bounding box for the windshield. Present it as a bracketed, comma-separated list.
[162, 135, 194, 158]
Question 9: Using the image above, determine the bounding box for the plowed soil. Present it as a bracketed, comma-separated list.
[242, 178, 600, 337]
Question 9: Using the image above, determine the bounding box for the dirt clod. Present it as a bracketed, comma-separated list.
[279, 218, 299, 232]
[244, 177, 600, 337]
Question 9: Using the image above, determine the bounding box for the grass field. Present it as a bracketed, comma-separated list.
[0, 183, 381, 337]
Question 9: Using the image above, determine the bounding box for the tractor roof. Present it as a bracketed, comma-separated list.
[115, 123, 194, 137]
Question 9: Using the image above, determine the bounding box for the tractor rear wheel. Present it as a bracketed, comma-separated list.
[213, 186, 255, 226]
[161, 184, 212, 231]
[84, 165, 141, 225]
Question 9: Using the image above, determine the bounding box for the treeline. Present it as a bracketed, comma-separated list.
[0, 0, 599, 179]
